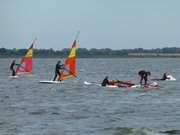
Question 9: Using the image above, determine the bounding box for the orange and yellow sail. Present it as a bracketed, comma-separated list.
[16, 40, 35, 74]
[59, 40, 77, 80]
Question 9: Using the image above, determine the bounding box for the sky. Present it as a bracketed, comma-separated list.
[0, 0, 180, 50]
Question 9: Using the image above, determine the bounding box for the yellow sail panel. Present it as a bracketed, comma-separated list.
[68, 40, 77, 58]
[25, 48, 33, 57]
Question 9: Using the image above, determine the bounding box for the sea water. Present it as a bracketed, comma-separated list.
[0, 58, 180, 135]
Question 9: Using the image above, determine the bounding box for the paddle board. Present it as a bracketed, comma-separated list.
[84, 81, 101, 86]
[166, 75, 176, 81]
[139, 82, 159, 88]
[39, 80, 64, 84]
[9, 75, 19, 79]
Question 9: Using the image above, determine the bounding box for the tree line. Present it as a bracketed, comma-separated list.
[1, 47, 180, 58]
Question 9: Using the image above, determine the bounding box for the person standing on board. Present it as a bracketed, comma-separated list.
[53, 60, 64, 81]
[10, 60, 20, 76]
[138, 70, 151, 85]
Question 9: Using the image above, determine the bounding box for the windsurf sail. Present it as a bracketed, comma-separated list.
[16, 39, 36, 74]
[59, 34, 78, 81]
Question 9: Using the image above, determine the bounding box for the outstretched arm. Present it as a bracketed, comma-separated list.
[15, 64, 21, 66]
[15, 64, 25, 69]
[60, 64, 65, 69]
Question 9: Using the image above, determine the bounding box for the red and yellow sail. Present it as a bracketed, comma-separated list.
[59, 40, 77, 80]
[16, 41, 34, 74]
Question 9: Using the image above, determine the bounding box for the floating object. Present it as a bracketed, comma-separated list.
[8, 75, 19, 79]
[39, 80, 64, 84]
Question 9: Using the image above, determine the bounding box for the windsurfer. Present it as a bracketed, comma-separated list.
[101, 76, 110, 86]
[10, 60, 20, 76]
[53, 60, 64, 81]
[138, 70, 151, 85]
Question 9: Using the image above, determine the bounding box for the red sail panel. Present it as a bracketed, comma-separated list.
[16, 43, 34, 74]
[60, 40, 77, 80]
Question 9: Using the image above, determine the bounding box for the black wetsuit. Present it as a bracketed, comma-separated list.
[10, 62, 16, 76]
[161, 73, 169, 80]
[101, 78, 109, 86]
[10, 62, 21, 76]
[53, 63, 64, 81]
[138, 70, 150, 85]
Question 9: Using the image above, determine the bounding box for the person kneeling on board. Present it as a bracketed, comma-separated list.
[101, 76, 110, 86]
[53, 60, 64, 81]
[161, 72, 170, 80]
[10, 60, 21, 76]
[138, 70, 151, 85]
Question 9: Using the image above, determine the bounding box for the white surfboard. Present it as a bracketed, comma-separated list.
[84, 81, 93, 85]
[166, 75, 176, 81]
[39, 80, 64, 84]
[9, 75, 19, 79]
[84, 81, 101, 86]
[106, 85, 118, 88]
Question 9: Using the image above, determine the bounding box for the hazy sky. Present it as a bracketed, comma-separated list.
[0, 0, 180, 49]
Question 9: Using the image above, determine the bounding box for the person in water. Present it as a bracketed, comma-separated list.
[53, 60, 64, 81]
[161, 72, 170, 80]
[138, 70, 151, 85]
[10, 60, 20, 76]
[101, 76, 110, 86]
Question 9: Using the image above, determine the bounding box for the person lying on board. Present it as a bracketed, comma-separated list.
[53, 60, 64, 81]
[101, 76, 110, 86]
[10, 60, 21, 76]
[138, 70, 151, 85]
[101, 77, 135, 87]
[161, 72, 170, 80]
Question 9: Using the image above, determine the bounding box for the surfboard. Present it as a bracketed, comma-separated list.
[138, 82, 159, 88]
[84, 81, 101, 86]
[166, 75, 176, 81]
[9, 75, 19, 79]
[39, 80, 64, 84]
[106, 85, 119, 88]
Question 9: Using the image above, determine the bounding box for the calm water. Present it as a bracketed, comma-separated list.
[0, 58, 180, 135]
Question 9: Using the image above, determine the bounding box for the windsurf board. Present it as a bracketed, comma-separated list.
[9, 75, 19, 79]
[39, 80, 64, 84]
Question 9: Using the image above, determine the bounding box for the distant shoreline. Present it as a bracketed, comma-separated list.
[1, 47, 180, 58]
[1, 55, 180, 58]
